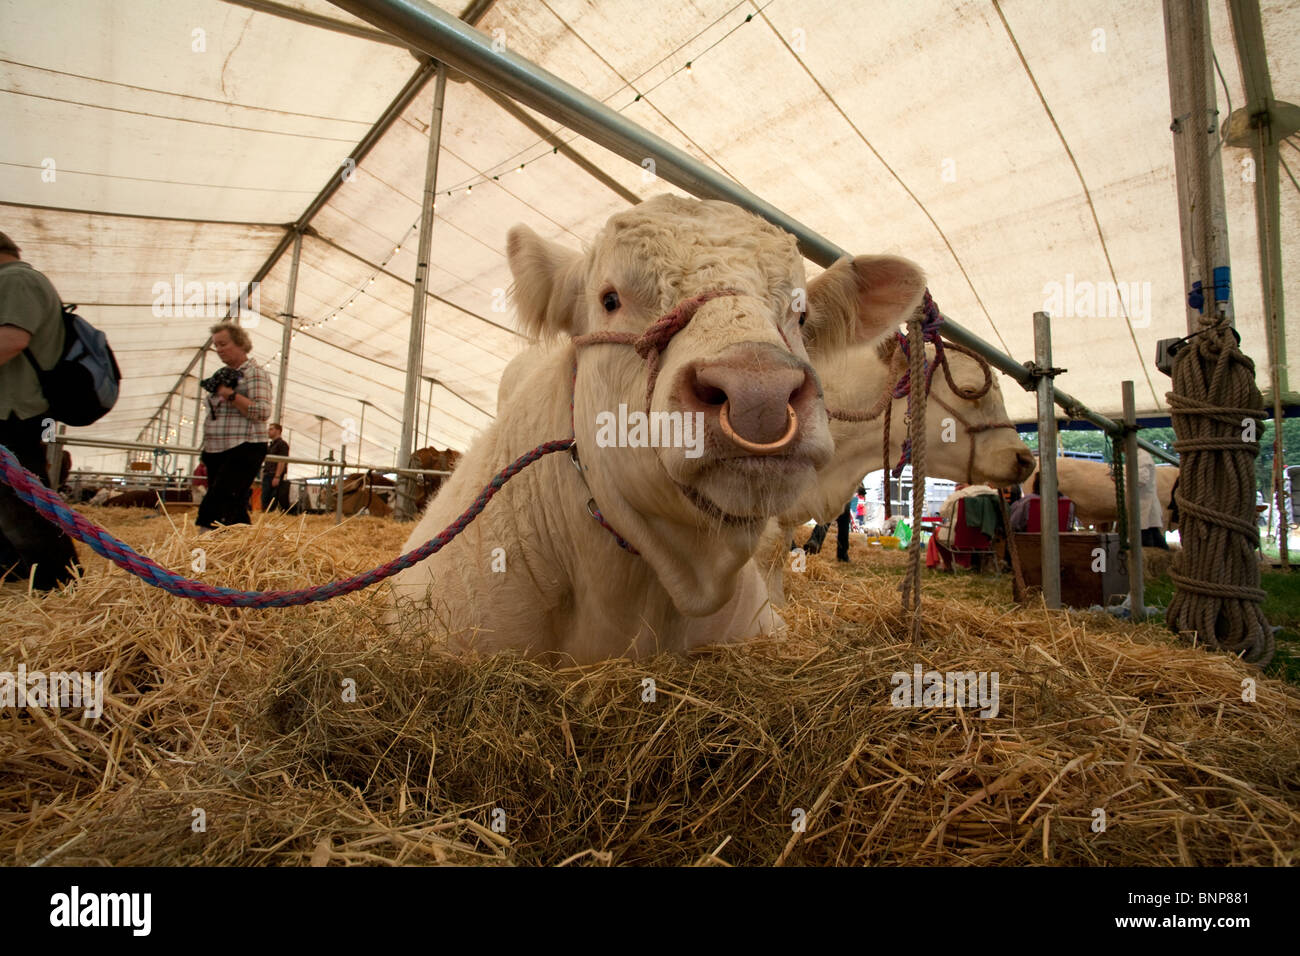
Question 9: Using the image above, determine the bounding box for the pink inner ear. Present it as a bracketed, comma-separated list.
[855, 257, 926, 333]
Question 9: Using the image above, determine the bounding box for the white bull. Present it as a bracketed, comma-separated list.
[389, 195, 927, 662]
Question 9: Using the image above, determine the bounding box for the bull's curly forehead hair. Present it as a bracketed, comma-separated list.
[0, 232, 19, 257]
[595, 196, 802, 309]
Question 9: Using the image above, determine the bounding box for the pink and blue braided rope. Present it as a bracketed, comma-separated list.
[0, 438, 574, 607]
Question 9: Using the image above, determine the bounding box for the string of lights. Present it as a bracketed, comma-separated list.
[287, 3, 770, 344]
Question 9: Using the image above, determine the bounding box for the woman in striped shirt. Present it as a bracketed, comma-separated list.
[196, 322, 273, 529]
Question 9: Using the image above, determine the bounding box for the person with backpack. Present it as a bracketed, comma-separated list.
[196, 322, 272, 529]
[0, 232, 82, 589]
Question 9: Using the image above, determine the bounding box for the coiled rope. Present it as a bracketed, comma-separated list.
[1165, 323, 1273, 665]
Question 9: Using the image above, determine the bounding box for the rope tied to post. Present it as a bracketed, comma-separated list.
[828, 291, 1014, 519]
[1164, 321, 1273, 665]
[1108, 429, 1129, 555]
[898, 311, 928, 639]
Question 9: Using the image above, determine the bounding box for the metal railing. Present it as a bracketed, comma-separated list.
[49, 433, 451, 525]
[54, 435, 451, 479]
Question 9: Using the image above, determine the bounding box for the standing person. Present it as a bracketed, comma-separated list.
[0, 232, 80, 589]
[261, 423, 290, 512]
[196, 322, 272, 529]
[804, 498, 855, 563]
[835, 498, 853, 562]
[1136, 449, 1168, 549]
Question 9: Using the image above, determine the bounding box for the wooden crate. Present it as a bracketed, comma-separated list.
[1014, 532, 1129, 608]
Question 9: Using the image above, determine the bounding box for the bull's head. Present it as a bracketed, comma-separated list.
[798, 321, 1035, 523]
[507, 195, 925, 613]
[917, 343, 1035, 487]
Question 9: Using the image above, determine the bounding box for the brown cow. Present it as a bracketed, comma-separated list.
[408, 446, 462, 511]
[324, 471, 395, 517]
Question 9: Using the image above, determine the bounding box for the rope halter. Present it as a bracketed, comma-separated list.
[565, 287, 801, 552]
[828, 291, 1017, 488]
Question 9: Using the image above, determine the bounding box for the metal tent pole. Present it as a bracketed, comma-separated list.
[396, 62, 448, 521]
[336, 446, 346, 525]
[1034, 312, 1061, 610]
[190, 348, 206, 474]
[1163, 0, 1234, 333]
[328, 0, 1178, 467]
[1123, 381, 1146, 618]
[358, 400, 367, 464]
[1226, 0, 1294, 568]
[274, 231, 302, 425]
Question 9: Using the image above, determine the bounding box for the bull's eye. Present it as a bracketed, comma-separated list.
[602, 290, 621, 313]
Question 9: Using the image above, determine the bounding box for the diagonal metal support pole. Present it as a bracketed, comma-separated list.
[396, 63, 448, 521]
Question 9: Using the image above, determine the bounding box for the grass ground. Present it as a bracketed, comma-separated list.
[826, 530, 1300, 688]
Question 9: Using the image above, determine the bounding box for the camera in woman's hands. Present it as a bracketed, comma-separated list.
[201, 366, 243, 394]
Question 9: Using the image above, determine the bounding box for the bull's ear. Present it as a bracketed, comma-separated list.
[802, 255, 926, 355]
[506, 225, 585, 340]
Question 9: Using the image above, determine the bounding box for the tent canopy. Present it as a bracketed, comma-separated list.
[2, 0, 1295, 475]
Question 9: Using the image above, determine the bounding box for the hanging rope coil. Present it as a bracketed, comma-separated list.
[1165, 323, 1273, 665]
[828, 292, 1015, 519]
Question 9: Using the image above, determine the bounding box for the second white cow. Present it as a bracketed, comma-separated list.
[760, 322, 1036, 602]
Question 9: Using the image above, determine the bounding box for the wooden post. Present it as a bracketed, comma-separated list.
[1034, 312, 1061, 610]
[1163, 0, 1234, 334]
[1123, 382, 1146, 618]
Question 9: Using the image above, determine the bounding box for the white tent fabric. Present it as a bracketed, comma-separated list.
[2, 0, 1295, 477]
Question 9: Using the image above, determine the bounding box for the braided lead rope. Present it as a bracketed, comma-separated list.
[829, 291, 1012, 479]
[0, 439, 573, 607]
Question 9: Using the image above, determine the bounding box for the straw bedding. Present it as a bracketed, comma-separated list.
[2, 507, 1297, 866]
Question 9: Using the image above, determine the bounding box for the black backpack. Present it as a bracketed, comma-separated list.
[24, 304, 122, 426]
